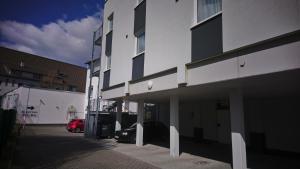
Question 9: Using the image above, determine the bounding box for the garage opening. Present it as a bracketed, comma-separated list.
[143, 103, 170, 148]
[245, 98, 300, 169]
[178, 100, 232, 164]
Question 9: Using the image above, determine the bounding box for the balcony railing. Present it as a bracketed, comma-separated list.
[94, 25, 103, 46]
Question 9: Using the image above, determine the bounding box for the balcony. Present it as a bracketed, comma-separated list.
[94, 25, 103, 46]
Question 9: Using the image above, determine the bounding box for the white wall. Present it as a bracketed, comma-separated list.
[101, 0, 194, 88]
[223, 0, 300, 51]
[101, 0, 136, 87]
[145, 0, 193, 78]
[2, 87, 85, 124]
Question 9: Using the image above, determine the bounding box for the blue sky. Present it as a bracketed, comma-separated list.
[0, 0, 103, 67]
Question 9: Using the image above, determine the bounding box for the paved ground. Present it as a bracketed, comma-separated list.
[12, 126, 159, 169]
[12, 126, 300, 169]
[114, 142, 231, 169]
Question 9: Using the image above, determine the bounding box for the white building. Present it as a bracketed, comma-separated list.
[97, 0, 300, 168]
[1, 87, 85, 124]
[85, 26, 137, 115]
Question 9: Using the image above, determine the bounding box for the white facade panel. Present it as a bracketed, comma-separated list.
[102, 0, 136, 86]
[145, 0, 193, 76]
[187, 58, 239, 86]
[129, 73, 177, 96]
[101, 86, 125, 100]
[223, 0, 300, 51]
[238, 41, 300, 78]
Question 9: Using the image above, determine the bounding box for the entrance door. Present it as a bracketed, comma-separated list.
[217, 110, 231, 144]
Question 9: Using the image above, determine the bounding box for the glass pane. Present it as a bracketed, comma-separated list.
[108, 20, 113, 32]
[106, 56, 111, 69]
[137, 33, 145, 54]
[137, 0, 143, 4]
[197, 0, 222, 22]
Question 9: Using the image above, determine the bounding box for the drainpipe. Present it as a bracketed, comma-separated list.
[94, 69, 101, 138]
[86, 31, 96, 137]
[94, 25, 103, 139]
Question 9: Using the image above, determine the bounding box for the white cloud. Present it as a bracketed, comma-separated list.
[0, 12, 102, 67]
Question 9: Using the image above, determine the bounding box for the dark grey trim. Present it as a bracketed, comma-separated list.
[103, 69, 110, 89]
[105, 31, 113, 56]
[129, 67, 177, 84]
[191, 14, 223, 62]
[101, 82, 125, 92]
[191, 13, 222, 31]
[134, 0, 145, 9]
[134, 0, 146, 36]
[187, 29, 300, 69]
[85, 58, 100, 64]
[178, 83, 187, 88]
[132, 53, 145, 81]
[92, 70, 100, 77]
[95, 36, 102, 46]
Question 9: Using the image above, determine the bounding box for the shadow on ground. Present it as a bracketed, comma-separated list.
[147, 137, 300, 169]
[13, 129, 116, 169]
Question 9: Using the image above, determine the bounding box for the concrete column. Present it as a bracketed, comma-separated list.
[230, 89, 247, 169]
[136, 100, 144, 147]
[115, 101, 122, 131]
[170, 95, 179, 157]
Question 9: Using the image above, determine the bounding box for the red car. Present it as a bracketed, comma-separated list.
[67, 119, 85, 133]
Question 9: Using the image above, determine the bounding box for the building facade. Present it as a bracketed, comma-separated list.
[1, 86, 85, 124]
[0, 47, 87, 97]
[98, 0, 300, 168]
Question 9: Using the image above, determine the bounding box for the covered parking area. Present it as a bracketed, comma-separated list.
[123, 68, 300, 169]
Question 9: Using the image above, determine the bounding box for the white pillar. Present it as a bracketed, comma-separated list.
[230, 89, 247, 169]
[115, 101, 122, 131]
[136, 100, 144, 147]
[170, 95, 179, 157]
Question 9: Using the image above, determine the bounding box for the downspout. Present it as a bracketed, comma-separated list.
[86, 31, 96, 137]
[94, 25, 103, 138]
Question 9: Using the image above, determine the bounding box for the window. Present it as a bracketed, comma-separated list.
[22, 72, 34, 79]
[197, 0, 222, 22]
[108, 14, 113, 32]
[106, 55, 111, 70]
[136, 33, 145, 54]
[137, 0, 143, 5]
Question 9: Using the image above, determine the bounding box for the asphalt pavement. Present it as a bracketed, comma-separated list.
[12, 125, 160, 169]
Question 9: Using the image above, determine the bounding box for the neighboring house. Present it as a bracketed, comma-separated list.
[1, 86, 85, 124]
[0, 46, 87, 97]
[98, 0, 300, 169]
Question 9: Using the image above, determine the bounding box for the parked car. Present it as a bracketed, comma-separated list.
[67, 119, 84, 133]
[115, 121, 169, 143]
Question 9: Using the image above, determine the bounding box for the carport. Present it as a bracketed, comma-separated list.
[124, 68, 300, 169]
